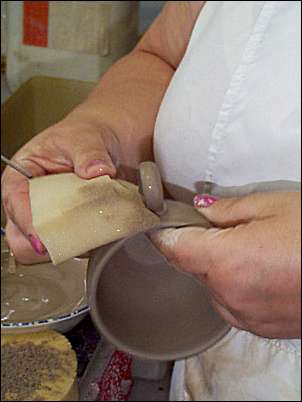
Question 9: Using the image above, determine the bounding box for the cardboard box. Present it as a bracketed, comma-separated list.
[1, 76, 95, 172]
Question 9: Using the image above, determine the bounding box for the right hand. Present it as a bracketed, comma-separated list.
[1, 118, 119, 264]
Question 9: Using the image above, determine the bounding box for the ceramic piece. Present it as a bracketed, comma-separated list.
[87, 162, 230, 360]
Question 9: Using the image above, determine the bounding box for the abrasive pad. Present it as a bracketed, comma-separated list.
[30, 173, 160, 265]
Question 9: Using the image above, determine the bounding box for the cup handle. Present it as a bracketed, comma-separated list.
[138, 162, 166, 215]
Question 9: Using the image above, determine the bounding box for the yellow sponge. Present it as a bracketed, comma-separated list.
[1, 331, 78, 401]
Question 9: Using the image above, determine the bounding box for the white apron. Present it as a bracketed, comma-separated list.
[154, 1, 301, 400]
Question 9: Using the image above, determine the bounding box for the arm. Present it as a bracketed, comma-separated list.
[1, 1, 205, 263]
[65, 1, 205, 173]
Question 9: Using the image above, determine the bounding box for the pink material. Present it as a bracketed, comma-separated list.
[28, 235, 47, 255]
[97, 350, 133, 401]
[194, 194, 218, 208]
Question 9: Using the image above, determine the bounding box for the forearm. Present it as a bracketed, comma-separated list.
[63, 1, 204, 173]
[65, 48, 174, 170]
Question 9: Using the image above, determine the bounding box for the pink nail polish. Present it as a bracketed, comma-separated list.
[194, 194, 218, 208]
[29, 235, 47, 255]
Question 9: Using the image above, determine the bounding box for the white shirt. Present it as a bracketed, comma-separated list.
[154, 1, 301, 400]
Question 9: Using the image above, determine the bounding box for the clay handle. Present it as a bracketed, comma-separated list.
[138, 162, 166, 215]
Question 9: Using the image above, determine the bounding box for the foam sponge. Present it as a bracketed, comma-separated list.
[1, 331, 78, 401]
[29, 173, 160, 265]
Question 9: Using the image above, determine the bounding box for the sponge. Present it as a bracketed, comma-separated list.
[1, 331, 78, 401]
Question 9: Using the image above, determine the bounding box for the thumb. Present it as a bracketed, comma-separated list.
[151, 226, 221, 277]
[193, 193, 265, 228]
[61, 129, 117, 179]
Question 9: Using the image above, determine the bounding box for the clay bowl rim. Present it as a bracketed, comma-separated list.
[88, 234, 231, 361]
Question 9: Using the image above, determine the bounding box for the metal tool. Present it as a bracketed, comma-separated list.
[1, 154, 33, 179]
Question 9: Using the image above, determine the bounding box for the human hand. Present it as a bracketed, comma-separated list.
[1, 117, 118, 264]
[152, 191, 301, 339]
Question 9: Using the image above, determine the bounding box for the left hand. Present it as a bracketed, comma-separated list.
[152, 191, 301, 339]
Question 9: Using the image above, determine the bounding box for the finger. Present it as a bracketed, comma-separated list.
[59, 129, 117, 179]
[193, 193, 275, 228]
[5, 218, 50, 265]
[2, 160, 45, 240]
[151, 223, 260, 298]
[151, 226, 222, 277]
[2, 152, 79, 253]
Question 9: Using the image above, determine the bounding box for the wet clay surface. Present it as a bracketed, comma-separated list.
[1, 237, 87, 324]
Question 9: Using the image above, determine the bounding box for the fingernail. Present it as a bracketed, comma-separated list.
[194, 194, 218, 208]
[85, 160, 106, 174]
[28, 235, 47, 255]
[85, 159, 114, 176]
[150, 228, 181, 249]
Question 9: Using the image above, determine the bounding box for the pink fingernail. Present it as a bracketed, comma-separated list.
[194, 194, 218, 208]
[29, 235, 47, 255]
